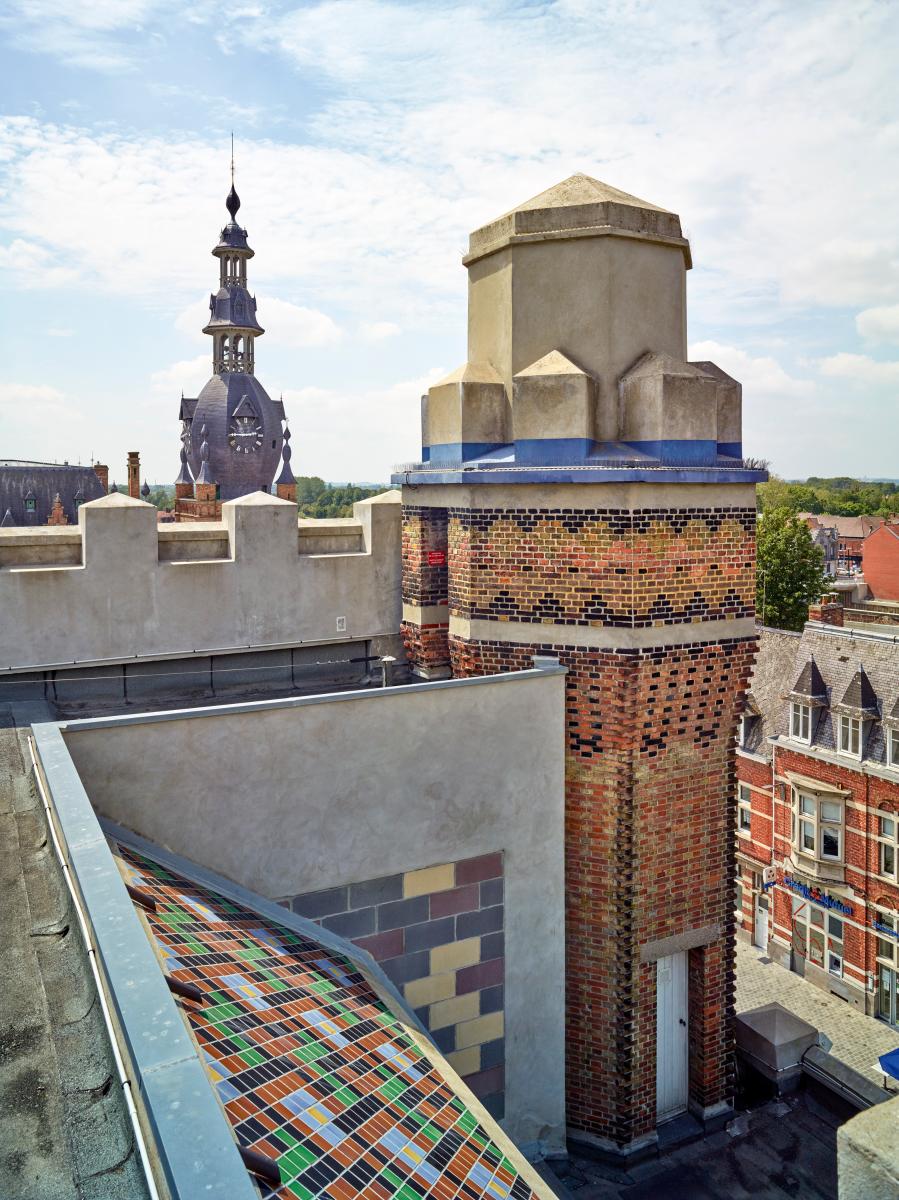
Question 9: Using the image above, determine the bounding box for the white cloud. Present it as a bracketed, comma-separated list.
[688, 341, 813, 398]
[283, 366, 446, 480]
[175, 296, 342, 347]
[361, 321, 400, 342]
[819, 353, 899, 386]
[0, 238, 78, 288]
[150, 353, 210, 397]
[47, 327, 73, 337]
[856, 304, 899, 346]
[0, 0, 171, 71]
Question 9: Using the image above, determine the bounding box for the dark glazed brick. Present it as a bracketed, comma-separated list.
[481, 1094, 505, 1121]
[463, 1064, 504, 1099]
[479, 985, 504, 1016]
[377, 895, 430, 932]
[480, 1037, 504, 1070]
[404, 916, 457, 953]
[379, 951, 431, 987]
[455, 852, 503, 886]
[456, 957, 504, 994]
[456, 906, 503, 939]
[291, 886, 348, 918]
[414, 1005, 430, 1025]
[480, 931, 504, 961]
[349, 874, 403, 909]
[353, 928, 403, 961]
[430, 884, 480, 918]
[431, 1025, 456, 1055]
[321, 907, 375, 938]
[480, 878, 503, 908]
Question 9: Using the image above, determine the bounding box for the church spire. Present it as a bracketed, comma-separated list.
[203, 150, 264, 377]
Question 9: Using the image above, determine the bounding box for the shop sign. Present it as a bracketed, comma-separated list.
[783, 875, 852, 916]
[873, 919, 898, 939]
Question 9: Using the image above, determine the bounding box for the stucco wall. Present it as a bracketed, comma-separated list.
[60, 668, 567, 1153]
[0, 489, 401, 673]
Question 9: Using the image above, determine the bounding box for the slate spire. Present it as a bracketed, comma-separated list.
[275, 423, 296, 486]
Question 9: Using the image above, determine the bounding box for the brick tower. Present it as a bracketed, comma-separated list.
[393, 175, 765, 1158]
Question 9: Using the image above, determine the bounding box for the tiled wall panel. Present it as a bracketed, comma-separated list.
[282, 852, 506, 1118]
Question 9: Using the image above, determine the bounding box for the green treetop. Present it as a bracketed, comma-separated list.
[757, 507, 828, 632]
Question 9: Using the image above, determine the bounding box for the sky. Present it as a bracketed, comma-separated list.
[1, 0, 897, 485]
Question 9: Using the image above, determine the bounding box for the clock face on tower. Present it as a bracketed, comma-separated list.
[228, 401, 264, 454]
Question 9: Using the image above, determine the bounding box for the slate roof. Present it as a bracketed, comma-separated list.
[741, 627, 802, 757]
[110, 838, 548, 1200]
[0, 461, 105, 527]
[744, 623, 899, 767]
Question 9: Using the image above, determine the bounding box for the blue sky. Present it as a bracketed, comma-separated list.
[1, 0, 897, 484]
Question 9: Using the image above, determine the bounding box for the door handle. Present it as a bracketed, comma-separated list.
[679, 1018, 687, 1027]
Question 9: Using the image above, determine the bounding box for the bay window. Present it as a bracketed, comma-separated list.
[793, 789, 843, 863]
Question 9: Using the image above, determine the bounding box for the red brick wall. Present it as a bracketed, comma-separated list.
[450, 632, 756, 1143]
[863, 525, 899, 602]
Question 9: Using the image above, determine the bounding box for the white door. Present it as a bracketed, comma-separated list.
[754, 894, 769, 950]
[656, 952, 689, 1122]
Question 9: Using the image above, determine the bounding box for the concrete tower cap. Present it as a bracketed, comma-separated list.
[464, 172, 691, 268]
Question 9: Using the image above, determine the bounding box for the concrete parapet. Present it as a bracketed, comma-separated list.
[512, 350, 595, 462]
[619, 353, 719, 465]
[0, 490, 402, 674]
[838, 1094, 899, 1199]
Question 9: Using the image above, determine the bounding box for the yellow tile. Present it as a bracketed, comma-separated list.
[446, 1045, 481, 1077]
[404, 972, 456, 1008]
[455, 1011, 504, 1050]
[430, 937, 481, 974]
[404, 863, 455, 898]
[428, 991, 480, 1031]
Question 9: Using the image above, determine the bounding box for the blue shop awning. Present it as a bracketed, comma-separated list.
[877, 1047, 899, 1081]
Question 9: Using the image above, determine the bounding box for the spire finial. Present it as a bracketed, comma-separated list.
[226, 136, 241, 221]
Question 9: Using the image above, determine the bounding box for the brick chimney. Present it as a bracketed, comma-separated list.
[127, 451, 140, 499]
[93, 461, 109, 492]
[47, 493, 68, 526]
[809, 592, 844, 626]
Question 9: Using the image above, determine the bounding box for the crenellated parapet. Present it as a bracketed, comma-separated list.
[0, 490, 401, 674]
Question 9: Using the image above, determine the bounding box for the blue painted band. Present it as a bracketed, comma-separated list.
[514, 437, 594, 465]
[622, 439, 719, 466]
[392, 466, 769, 487]
[717, 441, 742, 459]
[425, 441, 506, 464]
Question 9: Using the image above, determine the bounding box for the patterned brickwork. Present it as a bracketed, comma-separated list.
[112, 842, 538, 1200]
[448, 633, 756, 1143]
[447, 507, 756, 627]
[282, 854, 506, 1119]
[402, 506, 450, 673]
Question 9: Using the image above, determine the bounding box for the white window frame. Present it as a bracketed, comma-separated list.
[797, 899, 845, 975]
[791, 702, 812, 743]
[875, 813, 898, 881]
[737, 784, 752, 836]
[887, 728, 899, 769]
[874, 908, 899, 969]
[792, 788, 843, 863]
[837, 714, 862, 758]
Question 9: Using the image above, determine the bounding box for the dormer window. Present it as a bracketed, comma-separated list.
[888, 728, 899, 769]
[25, 497, 36, 513]
[837, 714, 862, 757]
[791, 702, 811, 743]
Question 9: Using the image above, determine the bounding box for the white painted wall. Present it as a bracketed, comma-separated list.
[61, 668, 567, 1153]
[0, 490, 401, 672]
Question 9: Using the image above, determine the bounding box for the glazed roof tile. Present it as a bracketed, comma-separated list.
[110, 840, 547, 1200]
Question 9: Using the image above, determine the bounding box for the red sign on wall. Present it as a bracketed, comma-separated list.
[427, 550, 446, 566]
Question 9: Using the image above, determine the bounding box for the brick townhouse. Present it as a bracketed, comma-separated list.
[736, 618, 899, 1031]
[799, 514, 885, 573]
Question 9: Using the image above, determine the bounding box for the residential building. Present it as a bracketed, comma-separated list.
[798, 514, 885, 573]
[862, 523, 899, 601]
[736, 617, 899, 1032]
[0, 459, 106, 527]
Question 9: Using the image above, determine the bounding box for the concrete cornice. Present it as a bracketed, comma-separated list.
[449, 614, 757, 651]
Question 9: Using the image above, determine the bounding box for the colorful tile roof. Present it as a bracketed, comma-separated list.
[110, 841, 545, 1200]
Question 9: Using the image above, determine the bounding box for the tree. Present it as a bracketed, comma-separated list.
[756, 508, 827, 631]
